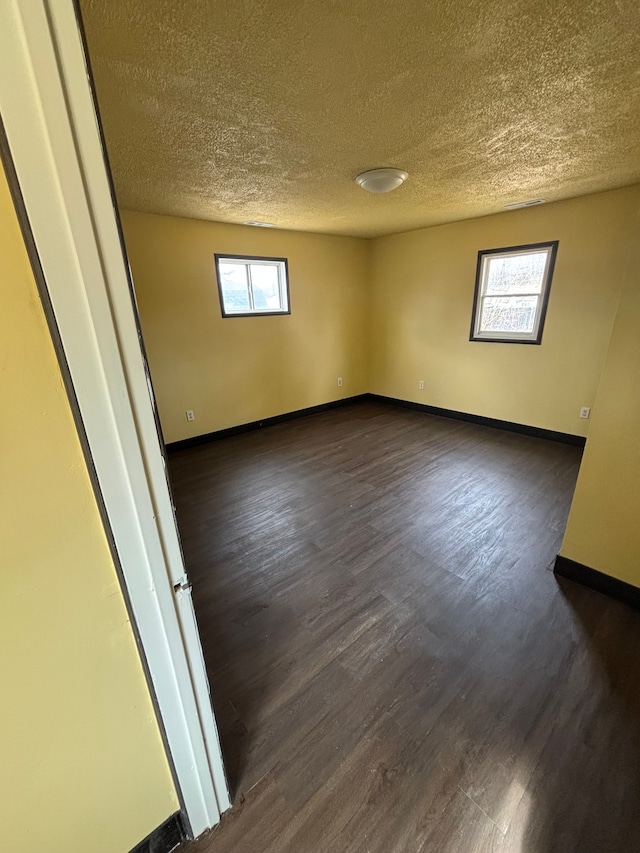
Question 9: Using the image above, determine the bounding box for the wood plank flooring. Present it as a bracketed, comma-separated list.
[169, 400, 640, 853]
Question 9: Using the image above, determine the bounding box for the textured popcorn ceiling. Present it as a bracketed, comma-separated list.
[80, 0, 640, 238]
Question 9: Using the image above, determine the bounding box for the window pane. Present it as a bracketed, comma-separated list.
[485, 251, 547, 295]
[219, 262, 250, 312]
[250, 264, 281, 310]
[480, 295, 539, 333]
[216, 255, 289, 316]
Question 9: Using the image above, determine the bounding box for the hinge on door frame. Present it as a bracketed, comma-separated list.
[173, 575, 192, 593]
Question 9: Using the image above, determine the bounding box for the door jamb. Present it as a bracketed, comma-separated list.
[0, 0, 230, 837]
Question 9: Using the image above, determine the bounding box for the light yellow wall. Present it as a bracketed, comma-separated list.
[370, 186, 640, 437]
[0, 166, 178, 850]
[121, 210, 370, 443]
[561, 202, 640, 586]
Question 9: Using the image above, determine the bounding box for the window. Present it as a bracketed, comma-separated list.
[470, 241, 558, 344]
[215, 254, 290, 317]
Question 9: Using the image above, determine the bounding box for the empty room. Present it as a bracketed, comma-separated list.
[2, 1, 639, 852]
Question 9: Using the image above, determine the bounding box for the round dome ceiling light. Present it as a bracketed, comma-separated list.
[355, 168, 408, 194]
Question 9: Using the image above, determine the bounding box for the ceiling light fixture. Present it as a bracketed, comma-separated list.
[355, 168, 408, 194]
[243, 220, 275, 227]
[504, 199, 545, 210]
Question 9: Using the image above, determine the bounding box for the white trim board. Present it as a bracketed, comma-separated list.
[0, 0, 230, 837]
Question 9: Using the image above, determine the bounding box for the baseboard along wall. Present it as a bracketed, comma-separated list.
[167, 393, 586, 452]
[130, 812, 186, 853]
[553, 555, 640, 610]
[368, 394, 586, 447]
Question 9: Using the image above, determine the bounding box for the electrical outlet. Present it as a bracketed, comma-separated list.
[337, 377, 343, 387]
[579, 406, 591, 420]
[419, 380, 425, 390]
[186, 409, 195, 422]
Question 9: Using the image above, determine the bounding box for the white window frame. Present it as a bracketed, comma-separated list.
[470, 241, 558, 344]
[215, 254, 290, 317]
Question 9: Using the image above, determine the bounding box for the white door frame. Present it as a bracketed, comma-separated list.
[0, 0, 230, 837]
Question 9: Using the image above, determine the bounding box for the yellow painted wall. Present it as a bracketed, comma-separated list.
[121, 188, 640, 590]
[121, 210, 370, 443]
[561, 202, 640, 586]
[0, 166, 177, 850]
[370, 186, 640, 437]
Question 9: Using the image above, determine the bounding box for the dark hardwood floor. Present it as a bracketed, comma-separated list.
[169, 400, 640, 853]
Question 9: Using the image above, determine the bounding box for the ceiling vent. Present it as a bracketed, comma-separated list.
[504, 199, 545, 210]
